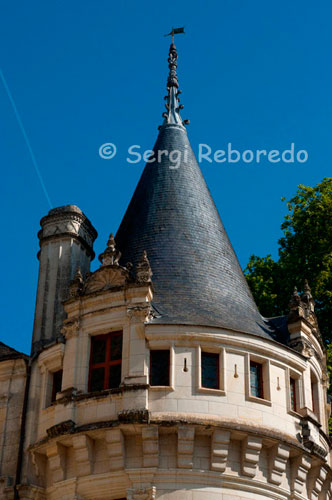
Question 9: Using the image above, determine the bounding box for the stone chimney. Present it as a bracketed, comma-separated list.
[31, 205, 97, 356]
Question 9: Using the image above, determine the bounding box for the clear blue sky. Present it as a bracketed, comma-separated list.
[1, 0, 331, 354]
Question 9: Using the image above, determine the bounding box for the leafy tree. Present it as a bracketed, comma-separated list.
[245, 178, 332, 432]
[245, 177, 332, 344]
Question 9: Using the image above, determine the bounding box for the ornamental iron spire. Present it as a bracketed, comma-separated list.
[161, 27, 189, 128]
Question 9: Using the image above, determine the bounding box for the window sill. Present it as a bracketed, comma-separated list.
[197, 387, 226, 396]
[246, 395, 272, 406]
[149, 385, 174, 392]
[287, 409, 302, 419]
[41, 404, 55, 413]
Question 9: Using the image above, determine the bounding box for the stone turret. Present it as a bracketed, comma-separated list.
[14, 37, 331, 500]
[31, 205, 97, 356]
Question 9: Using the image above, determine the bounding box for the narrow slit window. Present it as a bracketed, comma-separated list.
[250, 361, 263, 399]
[51, 370, 63, 403]
[201, 352, 219, 389]
[290, 377, 297, 411]
[150, 350, 170, 386]
[310, 371, 319, 419]
[89, 332, 122, 392]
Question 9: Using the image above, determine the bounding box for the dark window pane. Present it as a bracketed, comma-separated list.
[110, 334, 123, 361]
[290, 378, 296, 411]
[201, 352, 219, 389]
[91, 337, 106, 364]
[109, 364, 122, 388]
[51, 370, 63, 402]
[250, 362, 263, 398]
[150, 350, 170, 386]
[90, 367, 105, 392]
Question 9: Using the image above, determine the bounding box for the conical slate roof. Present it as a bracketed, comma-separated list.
[115, 42, 277, 339]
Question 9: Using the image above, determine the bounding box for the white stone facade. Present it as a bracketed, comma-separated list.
[15, 269, 331, 500]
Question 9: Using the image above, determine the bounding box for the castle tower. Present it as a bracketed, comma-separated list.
[14, 37, 331, 500]
[31, 205, 97, 355]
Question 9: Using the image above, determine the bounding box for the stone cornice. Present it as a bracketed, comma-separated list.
[29, 412, 331, 464]
[38, 206, 97, 259]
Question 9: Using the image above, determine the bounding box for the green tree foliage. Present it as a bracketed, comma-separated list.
[244, 177, 332, 344]
[245, 178, 332, 432]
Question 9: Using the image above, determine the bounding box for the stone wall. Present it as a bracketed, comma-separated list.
[0, 357, 27, 498]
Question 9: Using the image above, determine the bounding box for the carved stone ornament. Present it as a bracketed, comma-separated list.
[136, 251, 153, 284]
[288, 281, 322, 344]
[82, 233, 131, 293]
[127, 486, 156, 500]
[46, 419, 75, 438]
[84, 266, 129, 294]
[69, 267, 84, 297]
[60, 320, 79, 340]
[127, 304, 152, 322]
[288, 339, 314, 358]
[98, 233, 121, 267]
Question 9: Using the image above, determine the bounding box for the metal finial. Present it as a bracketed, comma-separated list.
[161, 34, 187, 128]
[164, 27, 185, 44]
[167, 42, 179, 89]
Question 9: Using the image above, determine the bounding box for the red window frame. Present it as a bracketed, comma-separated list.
[290, 377, 297, 411]
[250, 361, 264, 399]
[88, 331, 122, 391]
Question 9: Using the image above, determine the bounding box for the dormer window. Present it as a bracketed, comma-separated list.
[89, 332, 122, 392]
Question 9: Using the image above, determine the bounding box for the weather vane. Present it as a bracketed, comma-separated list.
[164, 27, 185, 44]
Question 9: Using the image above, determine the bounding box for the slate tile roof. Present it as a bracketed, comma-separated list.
[0, 341, 28, 361]
[116, 123, 282, 341]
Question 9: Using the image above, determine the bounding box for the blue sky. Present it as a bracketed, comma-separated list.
[1, 0, 331, 354]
